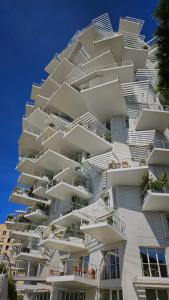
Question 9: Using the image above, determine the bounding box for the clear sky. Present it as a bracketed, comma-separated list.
[0, 0, 159, 222]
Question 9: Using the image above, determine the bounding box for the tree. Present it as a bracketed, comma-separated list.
[154, 0, 169, 104]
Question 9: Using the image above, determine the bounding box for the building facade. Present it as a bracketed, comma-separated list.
[8, 13, 169, 300]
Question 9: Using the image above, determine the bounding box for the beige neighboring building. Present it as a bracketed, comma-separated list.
[0, 223, 16, 256]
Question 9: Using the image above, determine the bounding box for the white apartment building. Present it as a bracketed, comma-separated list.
[7, 13, 169, 300]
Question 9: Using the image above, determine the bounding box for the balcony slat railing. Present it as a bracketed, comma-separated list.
[122, 16, 144, 34]
[136, 69, 159, 87]
[65, 112, 111, 142]
[123, 32, 145, 49]
[121, 80, 150, 104]
[92, 13, 113, 39]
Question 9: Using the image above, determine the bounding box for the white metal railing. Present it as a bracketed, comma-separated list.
[66, 60, 133, 86]
[65, 112, 111, 142]
[121, 16, 144, 34]
[48, 259, 97, 279]
[121, 80, 150, 103]
[12, 187, 49, 202]
[136, 69, 159, 87]
[123, 32, 145, 49]
[92, 13, 113, 39]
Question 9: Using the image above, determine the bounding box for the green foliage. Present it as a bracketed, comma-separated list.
[8, 276, 17, 300]
[0, 263, 8, 274]
[154, 0, 169, 105]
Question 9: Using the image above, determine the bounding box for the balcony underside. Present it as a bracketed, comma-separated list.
[37, 126, 55, 143]
[33, 185, 46, 198]
[52, 211, 89, 227]
[26, 108, 48, 130]
[15, 252, 44, 261]
[44, 82, 87, 119]
[46, 182, 92, 201]
[16, 157, 36, 173]
[42, 130, 81, 154]
[18, 173, 48, 187]
[10, 192, 49, 206]
[77, 24, 99, 56]
[45, 56, 60, 75]
[147, 149, 169, 165]
[47, 275, 97, 288]
[81, 79, 128, 122]
[50, 58, 75, 84]
[135, 110, 169, 132]
[39, 238, 87, 252]
[142, 191, 169, 211]
[107, 166, 148, 186]
[93, 34, 124, 62]
[37, 150, 80, 172]
[119, 19, 140, 34]
[5, 221, 29, 231]
[80, 222, 126, 244]
[122, 47, 148, 69]
[19, 131, 41, 156]
[25, 211, 48, 222]
[11, 230, 40, 242]
[15, 276, 46, 282]
[133, 276, 169, 288]
[64, 124, 112, 155]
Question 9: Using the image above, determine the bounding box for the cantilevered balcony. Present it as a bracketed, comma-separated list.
[18, 171, 53, 187]
[66, 59, 134, 90]
[107, 160, 148, 186]
[23, 108, 48, 132]
[135, 104, 169, 132]
[81, 79, 128, 122]
[46, 180, 92, 202]
[93, 33, 124, 63]
[11, 225, 47, 243]
[15, 242, 44, 261]
[25, 205, 49, 222]
[146, 140, 169, 165]
[45, 53, 61, 74]
[50, 58, 75, 84]
[5, 211, 29, 230]
[119, 17, 144, 35]
[17, 149, 81, 175]
[10, 187, 50, 206]
[39, 225, 88, 253]
[142, 181, 169, 211]
[14, 260, 47, 281]
[122, 32, 148, 69]
[47, 259, 97, 287]
[64, 112, 112, 155]
[80, 213, 126, 244]
[44, 82, 88, 120]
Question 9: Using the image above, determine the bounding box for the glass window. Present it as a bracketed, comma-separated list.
[101, 290, 110, 300]
[112, 290, 118, 300]
[140, 248, 167, 278]
[101, 249, 120, 280]
[157, 290, 168, 300]
[146, 289, 156, 300]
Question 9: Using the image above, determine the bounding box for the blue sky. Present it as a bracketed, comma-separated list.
[0, 0, 159, 222]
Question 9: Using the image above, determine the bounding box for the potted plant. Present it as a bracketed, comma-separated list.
[7, 215, 14, 221]
[50, 224, 57, 238]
